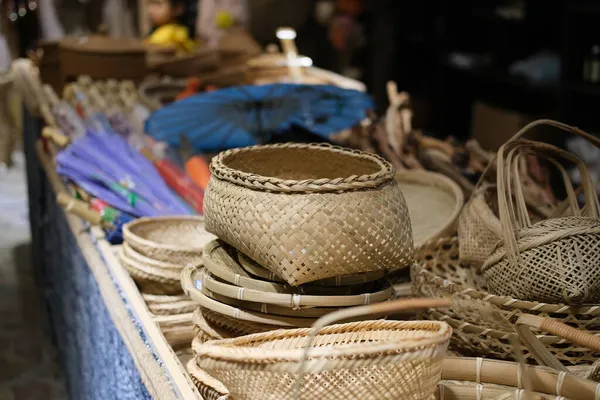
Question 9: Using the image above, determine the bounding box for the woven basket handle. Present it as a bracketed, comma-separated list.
[500, 141, 596, 233]
[494, 140, 600, 270]
[516, 314, 600, 372]
[469, 119, 600, 202]
[293, 297, 450, 399]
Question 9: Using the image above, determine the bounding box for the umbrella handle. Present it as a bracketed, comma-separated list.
[56, 192, 103, 226]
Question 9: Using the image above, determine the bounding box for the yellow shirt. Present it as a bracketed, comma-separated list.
[147, 23, 197, 53]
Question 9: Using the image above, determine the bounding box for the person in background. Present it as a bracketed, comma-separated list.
[146, 0, 197, 52]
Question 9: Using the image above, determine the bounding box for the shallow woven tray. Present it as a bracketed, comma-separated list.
[204, 240, 385, 296]
[202, 267, 393, 308]
[395, 170, 464, 248]
[123, 216, 215, 264]
[142, 293, 197, 316]
[181, 265, 317, 327]
[411, 237, 600, 365]
[236, 251, 386, 287]
[200, 273, 337, 319]
[119, 247, 182, 295]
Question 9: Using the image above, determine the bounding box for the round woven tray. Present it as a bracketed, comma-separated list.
[204, 142, 414, 286]
[236, 251, 386, 287]
[411, 237, 600, 365]
[142, 293, 197, 316]
[202, 267, 393, 308]
[182, 265, 316, 327]
[123, 216, 215, 264]
[395, 170, 464, 249]
[198, 307, 283, 337]
[203, 240, 384, 295]
[119, 247, 182, 295]
[200, 272, 337, 319]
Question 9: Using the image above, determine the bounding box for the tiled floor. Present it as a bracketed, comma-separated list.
[0, 153, 67, 400]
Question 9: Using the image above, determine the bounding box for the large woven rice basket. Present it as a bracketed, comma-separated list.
[203, 143, 414, 286]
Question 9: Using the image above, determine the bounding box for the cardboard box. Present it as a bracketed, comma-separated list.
[471, 101, 534, 151]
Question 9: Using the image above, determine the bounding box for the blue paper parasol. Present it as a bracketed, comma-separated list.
[144, 83, 374, 151]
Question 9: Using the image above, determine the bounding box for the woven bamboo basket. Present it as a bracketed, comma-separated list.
[203, 240, 384, 296]
[122, 242, 184, 271]
[187, 359, 230, 400]
[123, 216, 215, 264]
[182, 264, 321, 327]
[411, 236, 600, 365]
[395, 170, 464, 249]
[142, 293, 196, 316]
[237, 250, 385, 287]
[193, 298, 451, 400]
[203, 143, 414, 286]
[194, 307, 282, 340]
[119, 247, 182, 295]
[482, 138, 600, 304]
[201, 266, 393, 308]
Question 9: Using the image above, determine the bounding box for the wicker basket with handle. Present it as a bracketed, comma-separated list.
[203, 143, 414, 286]
[482, 135, 600, 304]
[193, 298, 451, 400]
[411, 236, 600, 365]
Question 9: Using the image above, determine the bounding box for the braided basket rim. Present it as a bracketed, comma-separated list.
[193, 320, 451, 363]
[413, 237, 600, 315]
[210, 142, 396, 193]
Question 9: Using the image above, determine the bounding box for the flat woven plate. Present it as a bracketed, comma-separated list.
[181, 265, 316, 327]
[237, 251, 386, 287]
[200, 269, 338, 319]
[202, 268, 393, 308]
[204, 240, 381, 295]
[396, 170, 464, 248]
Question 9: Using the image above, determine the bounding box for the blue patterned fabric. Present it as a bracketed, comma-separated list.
[25, 112, 152, 400]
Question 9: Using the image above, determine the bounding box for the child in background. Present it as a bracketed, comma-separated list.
[146, 0, 197, 52]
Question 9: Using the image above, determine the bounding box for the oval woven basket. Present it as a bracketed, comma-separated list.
[182, 264, 319, 327]
[123, 216, 215, 264]
[202, 267, 393, 308]
[200, 274, 339, 319]
[142, 293, 197, 316]
[186, 358, 230, 400]
[123, 242, 184, 271]
[481, 139, 600, 304]
[194, 298, 452, 400]
[237, 251, 385, 287]
[203, 240, 381, 296]
[395, 170, 464, 249]
[119, 247, 182, 295]
[196, 307, 283, 338]
[203, 143, 414, 286]
[411, 236, 600, 365]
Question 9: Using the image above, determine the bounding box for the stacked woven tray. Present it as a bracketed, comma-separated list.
[119, 216, 215, 347]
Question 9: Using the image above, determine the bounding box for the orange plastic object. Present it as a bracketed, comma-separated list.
[184, 155, 211, 190]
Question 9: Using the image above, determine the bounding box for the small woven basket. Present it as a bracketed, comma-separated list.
[142, 293, 197, 316]
[203, 143, 414, 286]
[119, 247, 182, 295]
[482, 135, 600, 304]
[411, 236, 600, 365]
[123, 216, 215, 264]
[186, 359, 230, 400]
[193, 298, 451, 400]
